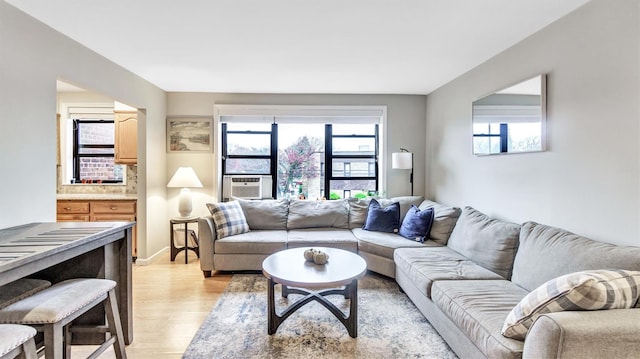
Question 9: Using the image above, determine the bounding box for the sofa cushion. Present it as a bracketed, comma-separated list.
[287, 199, 349, 229]
[418, 200, 462, 245]
[399, 206, 434, 242]
[206, 200, 250, 239]
[394, 247, 504, 298]
[502, 269, 640, 340]
[446, 207, 520, 279]
[347, 198, 371, 229]
[363, 199, 400, 233]
[382, 196, 424, 221]
[431, 280, 527, 359]
[512, 222, 640, 292]
[214, 230, 287, 254]
[287, 228, 357, 252]
[348, 196, 424, 229]
[236, 199, 288, 230]
[0, 279, 51, 310]
[352, 228, 438, 259]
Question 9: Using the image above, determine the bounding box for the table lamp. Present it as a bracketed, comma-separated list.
[392, 148, 414, 196]
[167, 167, 203, 217]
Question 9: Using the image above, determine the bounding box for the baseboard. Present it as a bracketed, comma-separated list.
[135, 246, 169, 266]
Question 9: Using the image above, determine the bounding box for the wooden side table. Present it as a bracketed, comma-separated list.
[170, 217, 200, 264]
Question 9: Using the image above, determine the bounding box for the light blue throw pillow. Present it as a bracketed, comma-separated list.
[399, 206, 434, 242]
[363, 199, 400, 233]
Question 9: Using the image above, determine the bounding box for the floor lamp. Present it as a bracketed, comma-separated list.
[392, 148, 413, 196]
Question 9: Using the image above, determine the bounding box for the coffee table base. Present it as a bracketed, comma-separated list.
[267, 278, 359, 338]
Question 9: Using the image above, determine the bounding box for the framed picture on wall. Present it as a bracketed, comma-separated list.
[167, 117, 213, 152]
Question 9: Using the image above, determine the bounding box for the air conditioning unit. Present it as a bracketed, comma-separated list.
[222, 175, 273, 201]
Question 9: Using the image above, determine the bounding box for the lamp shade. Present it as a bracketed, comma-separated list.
[392, 152, 413, 169]
[167, 167, 203, 188]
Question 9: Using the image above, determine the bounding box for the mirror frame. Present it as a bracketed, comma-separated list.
[472, 74, 547, 156]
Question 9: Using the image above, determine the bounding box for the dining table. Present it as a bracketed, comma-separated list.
[0, 221, 134, 344]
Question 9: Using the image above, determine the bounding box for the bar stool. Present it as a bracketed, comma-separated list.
[0, 324, 37, 359]
[0, 277, 50, 359]
[0, 278, 126, 359]
[0, 278, 51, 310]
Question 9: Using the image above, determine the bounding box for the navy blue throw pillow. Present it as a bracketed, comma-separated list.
[363, 199, 400, 233]
[399, 206, 435, 242]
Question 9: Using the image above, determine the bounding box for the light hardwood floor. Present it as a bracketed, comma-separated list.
[73, 251, 232, 359]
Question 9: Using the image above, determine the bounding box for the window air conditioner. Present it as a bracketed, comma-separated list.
[222, 175, 273, 201]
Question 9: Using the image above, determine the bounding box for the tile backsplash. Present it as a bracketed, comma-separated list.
[57, 165, 137, 195]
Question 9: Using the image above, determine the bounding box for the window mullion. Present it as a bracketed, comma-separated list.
[324, 124, 332, 198]
[374, 124, 379, 193]
[221, 123, 228, 175]
[270, 123, 278, 197]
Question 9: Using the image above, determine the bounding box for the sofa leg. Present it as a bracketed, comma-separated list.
[203, 270, 212, 278]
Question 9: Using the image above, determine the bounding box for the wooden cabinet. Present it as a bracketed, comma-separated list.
[114, 111, 137, 165]
[56, 201, 90, 221]
[57, 199, 137, 258]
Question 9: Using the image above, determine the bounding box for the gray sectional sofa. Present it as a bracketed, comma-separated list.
[198, 196, 450, 277]
[198, 197, 640, 359]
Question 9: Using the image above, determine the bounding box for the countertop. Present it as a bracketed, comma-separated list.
[56, 193, 137, 201]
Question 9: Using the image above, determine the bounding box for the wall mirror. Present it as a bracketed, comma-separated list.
[472, 74, 546, 156]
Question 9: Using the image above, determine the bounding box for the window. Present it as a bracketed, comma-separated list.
[326, 124, 378, 200]
[72, 119, 124, 183]
[218, 106, 384, 200]
[277, 123, 325, 199]
[473, 122, 504, 154]
[473, 122, 542, 155]
[222, 122, 275, 175]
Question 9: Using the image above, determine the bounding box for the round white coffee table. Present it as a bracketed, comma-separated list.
[262, 247, 367, 338]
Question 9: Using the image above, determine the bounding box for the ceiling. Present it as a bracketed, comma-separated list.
[8, 0, 590, 95]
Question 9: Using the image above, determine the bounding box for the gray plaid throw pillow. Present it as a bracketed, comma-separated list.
[501, 269, 640, 340]
[206, 201, 250, 239]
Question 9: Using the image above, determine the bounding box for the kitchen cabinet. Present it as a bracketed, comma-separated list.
[114, 110, 137, 165]
[57, 199, 137, 258]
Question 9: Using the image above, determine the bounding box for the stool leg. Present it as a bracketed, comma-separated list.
[22, 337, 37, 359]
[44, 323, 64, 359]
[65, 325, 72, 359]
[104, 289, 127, 359]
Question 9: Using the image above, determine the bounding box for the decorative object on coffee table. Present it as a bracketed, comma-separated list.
[262, 247, 366, 338]
[303, 248, 330, 264]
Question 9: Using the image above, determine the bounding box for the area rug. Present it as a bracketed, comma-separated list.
[183, 273, 457, 358]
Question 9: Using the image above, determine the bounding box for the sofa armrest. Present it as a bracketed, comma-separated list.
[198, 216, 216, 277]
[523, 309, 640, 359]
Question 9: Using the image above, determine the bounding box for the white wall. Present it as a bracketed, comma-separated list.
[166, 93, 427, 216]
[426, 0, 640, 246]
[0, 2, 168, 260]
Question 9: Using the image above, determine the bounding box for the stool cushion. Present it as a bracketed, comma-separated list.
[0, 324, 36, 356]
[0, 279, 116, 324]
[0, 278, 51, 309]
